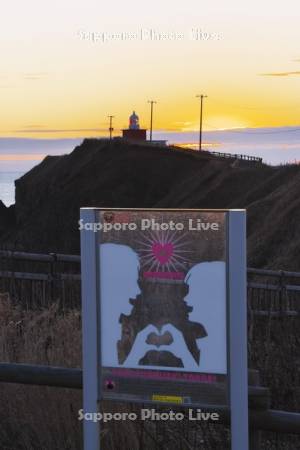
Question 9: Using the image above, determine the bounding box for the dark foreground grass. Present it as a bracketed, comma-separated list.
[0, 294, 231, 450]
[0, 293, 299, 449]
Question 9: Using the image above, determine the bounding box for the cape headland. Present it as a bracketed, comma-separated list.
[1, 138, 300, 270]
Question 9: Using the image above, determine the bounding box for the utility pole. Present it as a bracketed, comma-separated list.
[148, 100, 157, 142]
[108, 115, 114, 141]
[196, 95, 207, 151]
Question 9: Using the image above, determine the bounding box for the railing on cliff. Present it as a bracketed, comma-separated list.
[208, 150, 263, 163]
[0, 250, 299, 313]
[168, 145, 263, 164]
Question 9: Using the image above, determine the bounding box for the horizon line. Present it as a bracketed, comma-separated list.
[1, 124, 300, 140]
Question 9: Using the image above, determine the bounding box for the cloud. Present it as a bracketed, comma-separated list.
[21, 124, 46, 129]
[0, 154, 46, 161]
[22, 72, 48, 80]
[259, 71, 300, 77]
[12, 128, 108, 133]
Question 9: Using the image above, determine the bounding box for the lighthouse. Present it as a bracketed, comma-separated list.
[122, 111, 147, 141]
[129, 111, 139, 129]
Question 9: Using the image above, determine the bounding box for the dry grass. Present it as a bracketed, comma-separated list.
[0, 293, 82, 450]
[0, 292, 299, 449]
[0, 293, 230, 450]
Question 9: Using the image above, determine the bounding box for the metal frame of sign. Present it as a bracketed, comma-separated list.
[80, 208, 248, 450]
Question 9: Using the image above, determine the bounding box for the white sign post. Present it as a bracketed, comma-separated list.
[228, 210, 249, 450]
[80, 208, 248, 450]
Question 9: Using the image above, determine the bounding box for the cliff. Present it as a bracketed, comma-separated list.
[1, 138, 300, 270]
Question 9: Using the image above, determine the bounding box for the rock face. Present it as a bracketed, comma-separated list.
[1, 138, 300, 270]
[0, 200, 15, 238]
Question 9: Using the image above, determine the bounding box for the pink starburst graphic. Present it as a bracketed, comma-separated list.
[135, 229, 192, 275]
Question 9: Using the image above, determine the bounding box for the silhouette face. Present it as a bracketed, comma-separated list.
[121, 264, 141, 315]
[100, 243, 141, 318]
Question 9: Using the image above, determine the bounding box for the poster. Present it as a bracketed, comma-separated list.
[97, 209, 228, 406]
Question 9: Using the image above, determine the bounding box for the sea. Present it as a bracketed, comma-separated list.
[1, 128, 300, 207]
[0, 138, 81, 207]
[0, 172, 24, 207]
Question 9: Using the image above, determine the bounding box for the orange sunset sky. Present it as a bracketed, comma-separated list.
[1, 0, 300, 139]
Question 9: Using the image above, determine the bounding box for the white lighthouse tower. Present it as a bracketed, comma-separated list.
[129, 111, 140, 130]
[122, 111, 147, 141]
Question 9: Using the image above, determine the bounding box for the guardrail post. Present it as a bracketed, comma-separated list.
[49, 253, 57, 303]
[249, 370, 262, 450]
[279, 270, 285, 315]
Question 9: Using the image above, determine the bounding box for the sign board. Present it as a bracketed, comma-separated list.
[80, 208, 248, 450]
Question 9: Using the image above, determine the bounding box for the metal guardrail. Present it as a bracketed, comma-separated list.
[208, 151, 263, 163]
[1, 250, 300, 279]
[1, 250, 300, 295]
[0, 270, 81, 282]
[0, 250, 80, 263]
[0, 363, 298, 435]
[0, 363, 82, 389]
[247, 267, 300, 278]
[1, 250, 299, 325]
[167, 145, 263, 163]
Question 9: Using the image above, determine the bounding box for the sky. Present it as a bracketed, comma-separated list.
[1, 0, 300, 140]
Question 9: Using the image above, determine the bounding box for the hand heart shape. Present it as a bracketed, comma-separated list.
[152, 243, 174, 265]
[146, 331, 174, 348]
